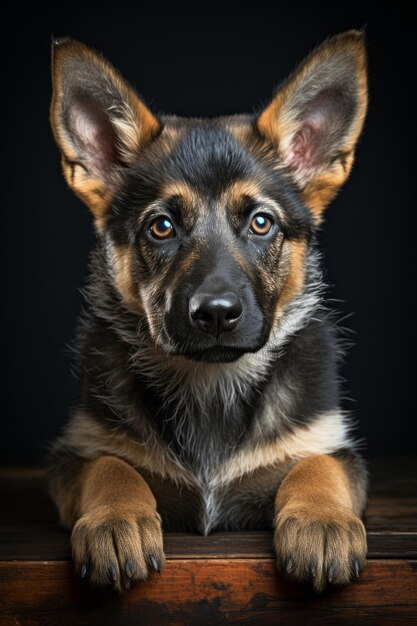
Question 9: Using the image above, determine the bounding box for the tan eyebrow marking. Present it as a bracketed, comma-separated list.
[160, 182, 198, 209]
[225, 180, 261, 206]
[221, 181, 286, 223]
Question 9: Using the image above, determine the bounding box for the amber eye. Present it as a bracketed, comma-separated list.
[149, 217, 175, 240]
[250, 214, 273, 235]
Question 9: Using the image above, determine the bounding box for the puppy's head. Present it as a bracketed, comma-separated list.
[50, 33, 367, 363]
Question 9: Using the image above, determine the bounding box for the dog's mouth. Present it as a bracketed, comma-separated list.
[174, 345, 250, 363]
[159, 325, 270, 363]
[160, 312, 269, 363]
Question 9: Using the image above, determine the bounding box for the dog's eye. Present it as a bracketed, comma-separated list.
[149, 217, 175, 240]
[250, 214, 273, 236]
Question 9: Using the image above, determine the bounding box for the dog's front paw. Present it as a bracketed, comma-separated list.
[274, 503, 367, 592]
[71, 504, 165, 592]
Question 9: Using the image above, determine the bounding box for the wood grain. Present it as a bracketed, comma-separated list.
[0, 527, 417, 561]
[0, 457, 416, 624]
[0, 560, 416, 625]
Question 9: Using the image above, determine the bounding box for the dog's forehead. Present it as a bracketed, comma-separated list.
[158, 179, 262, 218]
[162, 123, 260, 198]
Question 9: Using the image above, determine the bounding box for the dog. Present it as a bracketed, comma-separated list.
[47, 30, 368, 593]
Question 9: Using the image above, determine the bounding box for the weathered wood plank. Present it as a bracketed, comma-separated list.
[0, 560, 416, 625]
[0, 526, 416, 561]
[0, 459, 416, 622]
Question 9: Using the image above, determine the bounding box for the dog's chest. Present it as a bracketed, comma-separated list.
[138, 375, 285, 532]
[140, 464, 281, 533]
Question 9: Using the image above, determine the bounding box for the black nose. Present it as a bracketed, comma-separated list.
[189, 292, 243, 336]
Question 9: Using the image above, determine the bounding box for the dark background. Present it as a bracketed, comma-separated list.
[1, 1, 415, 464]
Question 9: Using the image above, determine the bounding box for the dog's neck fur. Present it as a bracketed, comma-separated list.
[79, 243, 324, 475]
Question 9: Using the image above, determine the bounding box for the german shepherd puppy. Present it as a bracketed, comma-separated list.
[48, 31, 368, 593]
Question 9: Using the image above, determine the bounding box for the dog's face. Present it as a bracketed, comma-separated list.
[50, 33, 367, 362]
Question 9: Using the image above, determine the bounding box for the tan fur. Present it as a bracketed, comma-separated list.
[79, 455, 157, 513]
[257, 31, 367, 221]
[274, 454, 367, 591]
[109, 244, 145, 315]
[276, 454, 353, 511]
[225, 180, 261, 207]
[50, 39, 160, 226]
[218, 411, 352, 486]
[221, 183, 286, 225]
[159, 180, 200, 230]
[71, 455, 165, 592]
[256, 232, 285, 302]
[62, 411, 203, 488]
[275, 240, 307, 315]
[61, 159, 113, 230]
[160, 181, 197, 208]
[55, 410, 361, 549]
[225, 119, 254, 144]
[301, 152, 356, 217]
[62, 410, 352, 491]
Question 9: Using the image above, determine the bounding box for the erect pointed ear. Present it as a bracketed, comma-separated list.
[257, 31, 368, 222]
[50, 38, 161, 228]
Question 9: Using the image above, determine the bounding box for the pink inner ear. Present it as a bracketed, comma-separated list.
[282, 86, 353, 176]
[70, 97, 118, 177]
[285, 119, 324, 172]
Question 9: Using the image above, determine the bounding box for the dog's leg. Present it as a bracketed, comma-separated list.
[50, 453, 165, 591]
[274, 452, 367, 591]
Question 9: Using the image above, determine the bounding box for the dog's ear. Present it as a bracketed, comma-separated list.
[257, 31, 367, 221]
[50, 38, 161, 227]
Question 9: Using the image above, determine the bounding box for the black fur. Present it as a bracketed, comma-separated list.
[64, 237, 337, 479]
[48, 33, 368, 540]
